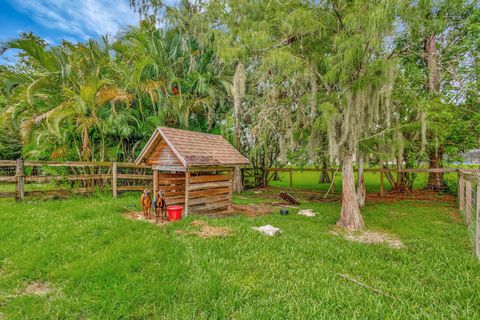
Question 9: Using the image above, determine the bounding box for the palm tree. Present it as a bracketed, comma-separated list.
[1, 36, 129, 161]
[1, 23, 230, 162]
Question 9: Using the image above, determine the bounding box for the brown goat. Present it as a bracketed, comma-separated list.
[140, 189, 152, 219]
[154, 190, 167, 222]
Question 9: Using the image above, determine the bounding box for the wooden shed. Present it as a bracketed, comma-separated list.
[135, 127, 250, 215]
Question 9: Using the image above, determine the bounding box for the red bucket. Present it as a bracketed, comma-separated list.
[167, 205, 183, 221]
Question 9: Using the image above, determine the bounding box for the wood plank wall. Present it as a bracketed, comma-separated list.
[147, 141, 183, 168]
[156, 173, 186, 206]
[187, 172, 233, 214]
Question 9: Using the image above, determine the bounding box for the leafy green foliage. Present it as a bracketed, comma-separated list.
[0, 23, 230, 161]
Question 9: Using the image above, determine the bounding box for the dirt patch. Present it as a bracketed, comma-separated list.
[345, 231, 404, 249]
[367, 190, 456, 205]
[125, 211, 169, 226]
[229, 201, 302, 217]
[270, 203, 299, 208]
[176, 220, 233, 238]
[230, 204, 273, 217]
[447, 209, 462, 222]
[1, 281, 59, 301]
[331, 229, 404, 249]
[266, 187, 456, 205]
[306, 194, 341, 202]
[24, 281, 51, 296]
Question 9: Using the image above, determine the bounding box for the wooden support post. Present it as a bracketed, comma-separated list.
[112, 162, 118, 198]
[459, 173, 465, 210]
[465, 181, 472, 225]
[289, 169, 293, 190]
[380, 169, 385, 197]
[16, 159, 24, 201]
[476, 178, 480, 259]
[184, 168, 190, 217]
[457, 170, 460, 207]
[153, 170, 159, 197]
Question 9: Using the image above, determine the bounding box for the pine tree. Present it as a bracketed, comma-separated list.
[399, 0, 476, 191]
[320, 0, 398, 230]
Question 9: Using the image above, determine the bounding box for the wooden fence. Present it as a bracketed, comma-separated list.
[2, 161, 477, 201]
[0, 160, 152, 200]
[2, 160, 479, 257]
[457, 169, 480, 259]
[244, 167, 462, 195]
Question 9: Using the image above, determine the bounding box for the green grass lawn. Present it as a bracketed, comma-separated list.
[0, 187, 479, 319]
[0, 183, 72, 193]
[268, 170, 459, 193]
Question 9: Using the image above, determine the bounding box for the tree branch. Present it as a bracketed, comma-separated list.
[257, 31, 317, 53]
[331, 0, 344, 30]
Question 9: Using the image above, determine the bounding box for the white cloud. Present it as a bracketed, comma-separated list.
[9, 0, 138, 41]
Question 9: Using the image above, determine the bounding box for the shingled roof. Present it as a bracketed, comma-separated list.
[135, 127, 250, 167]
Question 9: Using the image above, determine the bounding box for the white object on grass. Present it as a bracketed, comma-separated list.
[298, 209, 316, 217]
[253, 225, 282, 236]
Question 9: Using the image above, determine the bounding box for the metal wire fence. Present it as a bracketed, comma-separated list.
[458, 170, 480, 259]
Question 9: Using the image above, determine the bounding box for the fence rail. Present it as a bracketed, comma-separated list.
[2, 162, 478, 201]
[2, 160, 479, 258]
[0, 160, 152, 200]
[243, 167, 473, 194]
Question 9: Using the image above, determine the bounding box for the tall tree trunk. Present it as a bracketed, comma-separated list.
[319, 159, 331, 183]
[382, 163, 396, 189]
[232, 62, 246, 194]
[278, 134, 287, 164]
[427, 147, 444, 191]
[233, 166, 243, 193]
[356, 154, 366, 208]
[393, 155, 408, 192]
[425, 34, 440, 94]
[424, 34, 444, 191]
[273, 171, 280, 181]
[337, 153, 365, 230]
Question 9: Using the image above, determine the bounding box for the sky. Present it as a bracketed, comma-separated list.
[0, 0, 139, 65]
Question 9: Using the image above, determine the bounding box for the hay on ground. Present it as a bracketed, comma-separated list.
[344, 231, 404, 249]
[230, 204, 272, 217]
[330, 229, 404, 249]
[176, 220, 233, 238]
[125, 211, 169, 226]
[25, 281, 51, 296]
